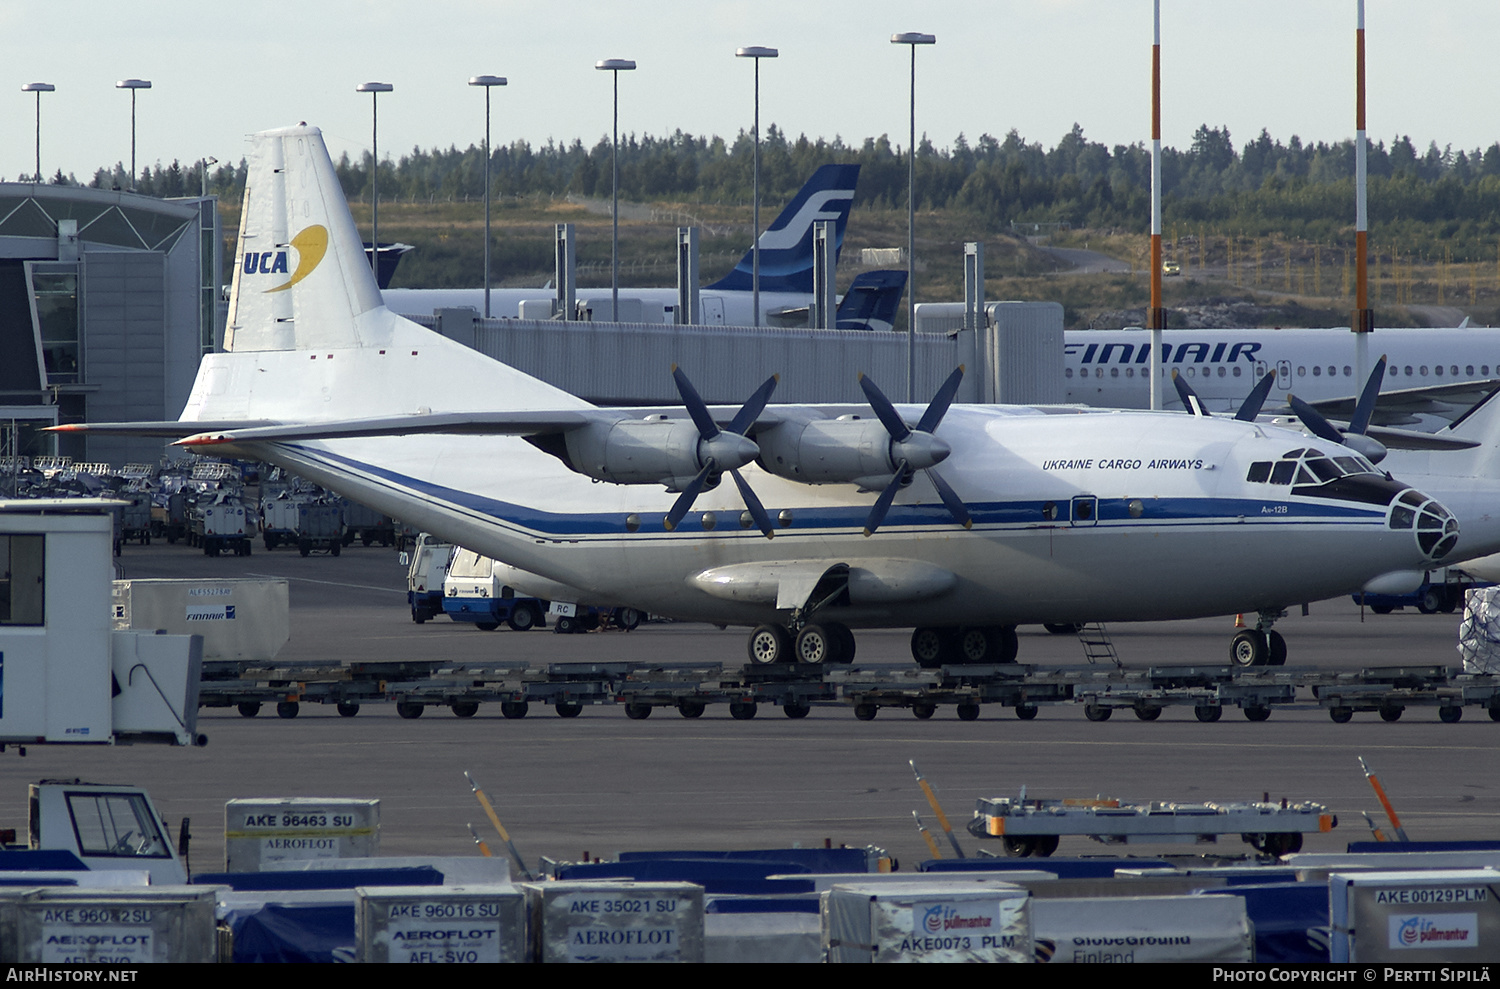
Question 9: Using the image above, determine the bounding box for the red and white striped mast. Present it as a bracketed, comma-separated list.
[1149, 0, 1166, 409]
[1353, 0, 1373, 383]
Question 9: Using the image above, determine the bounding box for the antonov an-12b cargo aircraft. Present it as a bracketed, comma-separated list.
[58, 125, 1465, 670]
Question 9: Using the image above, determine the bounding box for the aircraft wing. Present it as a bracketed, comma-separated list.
[1295, 379, 1500, 428]
[154, 406, 863, 447]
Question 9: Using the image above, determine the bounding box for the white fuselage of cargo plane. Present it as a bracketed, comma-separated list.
[170, 314, 1448, 630]
[1064, 327, 1500, 412]
[56, 125, 1464, 667]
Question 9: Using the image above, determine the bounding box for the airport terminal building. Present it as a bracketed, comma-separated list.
[0, 182, 219, 466]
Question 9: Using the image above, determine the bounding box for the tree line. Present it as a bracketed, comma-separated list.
[47, 123, 1500, 263]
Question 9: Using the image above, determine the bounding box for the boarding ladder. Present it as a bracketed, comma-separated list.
[1076, 623, 1122, 668]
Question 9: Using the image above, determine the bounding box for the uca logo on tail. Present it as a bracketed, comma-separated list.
[242, 224, 329, 293]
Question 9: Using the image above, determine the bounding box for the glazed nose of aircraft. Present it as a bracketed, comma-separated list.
[1389, 489, 1459, 561]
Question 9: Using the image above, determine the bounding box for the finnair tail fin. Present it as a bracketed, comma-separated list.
[836, 270, 907, 332]
[706, 163, 860, 294]
[224, 125, 391, 353]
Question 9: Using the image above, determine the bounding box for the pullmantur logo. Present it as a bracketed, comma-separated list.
[256, 224, 329, 294]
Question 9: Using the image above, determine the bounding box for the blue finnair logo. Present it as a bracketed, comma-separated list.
[708, 163, 860, 294]
[1066, 340, 1264, 365]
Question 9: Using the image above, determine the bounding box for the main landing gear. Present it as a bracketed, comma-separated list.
[911, 626, 1019, 668]
[747, 622, 857, 665]
[1229, 610, 1289, 668]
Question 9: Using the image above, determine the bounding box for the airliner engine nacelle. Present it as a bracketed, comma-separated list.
[563, 417, 758, 489]
[755, 417, 950, 487]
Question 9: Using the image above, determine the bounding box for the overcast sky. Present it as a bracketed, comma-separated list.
[3, 1, 1495, 184]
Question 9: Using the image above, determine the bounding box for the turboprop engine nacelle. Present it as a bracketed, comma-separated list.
[563, 417, 758, 487]
[756, 418, 950, 486]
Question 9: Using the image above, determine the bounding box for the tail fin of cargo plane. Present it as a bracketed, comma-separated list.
[224, 124, 393, 354]
[706, 163, 860, 294]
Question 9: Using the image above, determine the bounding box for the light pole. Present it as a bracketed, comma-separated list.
[595, 58, 636, 320]
[891, 32, 934, 402]
[356, 82, 394, 280]
[115, 79, 151, 191]
[21, 83, 54, 184]
[735, 47, 778, 326]
[469, 75, 508, 318]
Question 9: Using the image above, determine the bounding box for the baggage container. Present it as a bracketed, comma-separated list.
[1030, 894, 1253, 963]
[113, 578, 290, 663]
[14, 886, 219, 963]
[524, 880, 704, 963]
[225, 798, 380, 873]
[822, 882, 1031, 963]
[355, 884, 527, 963]
[1330, 868, 1500, 962]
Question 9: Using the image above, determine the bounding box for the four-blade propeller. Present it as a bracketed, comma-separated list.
[663, 366, 779, 537]
[660, 365, 975, 538]
[858, 366, 972, 536]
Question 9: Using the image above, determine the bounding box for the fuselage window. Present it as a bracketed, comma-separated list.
[1484, 366, 1491, 375]
[1313, 366, 1322, 377]
[1452, 365, 1460, 375]
[1297, 366, 1306, 376]
[1247, 461, 1272, 483]
[1065, 367, 1074, 378]
[1233, 366, 1242, 377]
[1420, 366, 1429, 376]
[1110, 367, 1119, 378]
[1405, 366, 1414, 376]
[1126, 367, 1135, 377]
[1344, 366, 1352, 376]
[1467, 365, 1475, 376]
[1436, 365, 1444, 376]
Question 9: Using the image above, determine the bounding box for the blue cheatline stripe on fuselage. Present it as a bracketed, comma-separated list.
[291, 445, 1386, 539]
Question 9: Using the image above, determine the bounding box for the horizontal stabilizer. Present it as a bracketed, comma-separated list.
[48, 420, 276, 438]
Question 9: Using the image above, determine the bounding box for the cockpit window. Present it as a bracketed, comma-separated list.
[1248, 447, 1382, 486]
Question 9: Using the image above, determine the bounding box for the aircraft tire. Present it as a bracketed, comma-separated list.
[1229, 629, 1268, 667]
[826, 622, 856, 663]
[910, 627, 946, 668]
[957, 627, 995, 663]
[795, 624, 840, 665]
[748, 624, 792, 665]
